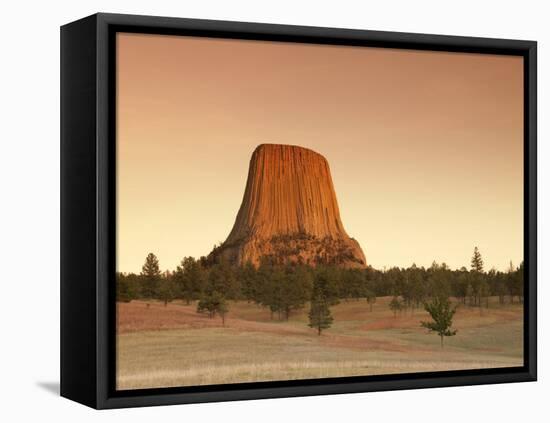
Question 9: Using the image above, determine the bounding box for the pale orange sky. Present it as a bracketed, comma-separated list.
[116, 32, 523, 273]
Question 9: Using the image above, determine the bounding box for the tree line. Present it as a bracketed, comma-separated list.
[117, 247, 524, 336]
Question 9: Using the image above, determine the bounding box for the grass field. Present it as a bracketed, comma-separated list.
[116, 297, 523, 390]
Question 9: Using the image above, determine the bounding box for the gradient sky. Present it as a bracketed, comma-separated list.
[116, 32, 523, 274]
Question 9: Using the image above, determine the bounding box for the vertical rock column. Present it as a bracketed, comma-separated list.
[210, 144, 366, 268]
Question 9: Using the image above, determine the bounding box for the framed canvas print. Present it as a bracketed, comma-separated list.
[60, 13, 537, 409]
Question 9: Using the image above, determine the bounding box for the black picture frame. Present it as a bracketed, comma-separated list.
[60, 12, 537, 409]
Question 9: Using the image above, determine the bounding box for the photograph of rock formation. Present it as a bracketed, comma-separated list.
[209, 143, 366, 268]
[115, 33, 524, 390]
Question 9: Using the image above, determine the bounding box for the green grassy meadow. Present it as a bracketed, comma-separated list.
[116, 297, 523, 390]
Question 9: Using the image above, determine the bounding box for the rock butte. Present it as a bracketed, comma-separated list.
[209, 144, 366, 268]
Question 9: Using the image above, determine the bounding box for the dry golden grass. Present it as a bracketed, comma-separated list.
[116, 297, 523, 390]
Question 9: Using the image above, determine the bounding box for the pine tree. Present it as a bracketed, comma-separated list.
[116, 273, 135, 303]
[158, 273, 176, 306]
[366, 290, 376, 312]
[389, 296, 402, 317]
[479, 279, 491, 310]
[197, 290, 228, 325]
[207, 260, 239, 299]
[217, 297, 229, 326]
[280, 265, 313, 320]
[471, 247, 484, 273]
[421, 297, 458, 347]
[308, 294, 333, 335]
[142, 253, 161, 277]
[466, 282, 474, 306]
[175, 256, 206, 304]
[140, 253, 161, 298]
[307, 270, 337, 335]
[240, 261, 259, 302]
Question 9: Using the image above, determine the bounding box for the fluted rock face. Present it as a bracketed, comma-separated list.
[210, 144, 366, 268]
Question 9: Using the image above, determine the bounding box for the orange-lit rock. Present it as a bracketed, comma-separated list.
[210, 144, 366, 268]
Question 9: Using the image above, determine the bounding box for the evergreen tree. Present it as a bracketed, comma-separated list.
[308, 275, 335, 335]
[455, 272, 469, 305]
[312, 266, 341, 305]
[280, 265, 313, 320]
[494, 271, 508, 305]
[471, 247, 484, 273]
[341, 268, 365, 301]
[207, 260, 240, 299]
[479, 279, 491, 310]
[410, 268, 426, 308]
[158, 273, 176, 306]
[428, 267, 452, 301]
[421, 297, 458, 347]
[308, 293, 333, 335]
[217, 297, 229, 326]
[365, 289, 376, 312]
[197, 290, 228, 325]
[197, 295, 216, 318]
[465, 282, 475, 306]
[116, 273, 136, 302]
[140, 253, 161, 298]
[174, 256, 206, 304]
[467, 247, 485, 307]
[264, 266, 286, 319]
[239, 261, 259, 302]
[389, 296, 402, 317]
